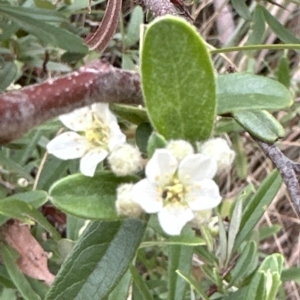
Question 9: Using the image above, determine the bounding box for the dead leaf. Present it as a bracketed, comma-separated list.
[1, 220, 55, 286]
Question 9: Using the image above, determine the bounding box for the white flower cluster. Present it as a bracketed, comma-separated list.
[117, 139, 235, 236]
[47, 103, 142, 177]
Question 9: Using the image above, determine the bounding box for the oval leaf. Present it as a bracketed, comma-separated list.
[233, 110, 285, 143]
[217, 73, 293, 114]
[45, 219, 146, 300]
[49, 171, 138, 220]
[141, 16, 216, 142]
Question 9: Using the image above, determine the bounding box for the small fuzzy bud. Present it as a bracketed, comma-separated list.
[198, 138, 235, 173]
[116, 184, 143, 217]
[17, 178, 29, 187]
[189, 209, 212, 229]
[108, 144, 142, 176]
[166, 140, 194, 161]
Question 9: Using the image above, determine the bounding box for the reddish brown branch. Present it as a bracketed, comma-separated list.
[0, 60, 143, 144]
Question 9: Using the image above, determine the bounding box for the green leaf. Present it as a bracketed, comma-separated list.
[147, 132, 167, 157]
[49, 171, 138, 220]
[260, 5, 300, 45]
[231, 0, 251, 20]
[0, 5, 88, 53]
[281, 267, 300, 284]
[168, 245, 193, 300]
[276, 56, 290, 88]
[0, 5, 66, 23]
[244, 271, 267, 300]
[194, 246, 218, 266]
[229, 241, 257, 287]
[141, 16, 216, 142]
[110, 104, 149, 125]
[217, 73, 293, 114]
[218, 215, 227, 267]
[0, 152, 33, 181]
[108, 270, 132, 300]
[130, 265, 154, 300]
[0, 199, 60, 240]
[3, 190, 48, 208]
[226, 199, 242, 264]
[125, 5, 144, 47]
[36, 155, 70, 190]
[66, 214, 87, 241]
[0, 19, 19, 41]
[233, 110, 285, 143]
[45, 219, 146, 300]
[234, 170, 282, 250]
[258, 224, 281, 241]
[259, 254, 284, 274]
[246, 5, 266, 55]
[136, 122, 153, 154]
[176, 270, 209, 300]
[0, 245, 41, 300]
[0, 59, 17, 92]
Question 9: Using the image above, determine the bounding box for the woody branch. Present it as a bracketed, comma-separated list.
[0, 0, 185, 145]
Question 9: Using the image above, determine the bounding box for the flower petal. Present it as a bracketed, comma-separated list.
[186, 178, 222, 211]
[59, 106, 93, 131]
[80, 148, 108, 177]
[178, 154, 217, 185]
[92, 103, 126, 151]
[47, 132, 89, 159]
[131, 179, 163, 213]
[92, 103, 115, 124]
[158, 204, 194, 235]
[108, 122, 126, 151]
[146, 149, 178, 186]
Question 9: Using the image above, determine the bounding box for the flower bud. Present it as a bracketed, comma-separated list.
[108, 144, 142, 176]
[198, 138, 235, 173]
[166, 140, 194, 161]
[189, 209, 212, 229]
[116, 184, 143, 217]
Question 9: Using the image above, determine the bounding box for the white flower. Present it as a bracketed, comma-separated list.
[116, 184, 143, 217]
[166, 140, 194, 161]
[108, 144, 143, 176]
[131, 149, 222, 235]
[198, 138, 235, 173]
[47, 103, 126, 177]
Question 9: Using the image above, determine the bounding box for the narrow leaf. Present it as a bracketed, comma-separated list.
[130, 265, 154, 300]
[231, 0, 251, 20]
[0, 245, 41, 300]
[0, 199, 60, 240]
[226, 199, 242, 264]
[0, 6, 87, 53]
[260, 5, 300, 45]
[229, 241, 257, 287]
[168, 245, 193, 300]
[234, 170, 282, 250]
[141, 16, 216, 142]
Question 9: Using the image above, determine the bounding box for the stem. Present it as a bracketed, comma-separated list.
[210, 43, 300, 54]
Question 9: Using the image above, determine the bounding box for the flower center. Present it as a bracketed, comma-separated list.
[84, 113, 110, 149]
[161, 178, 186, 204]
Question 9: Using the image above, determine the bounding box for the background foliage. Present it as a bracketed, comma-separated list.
[1, 0, 300, 299]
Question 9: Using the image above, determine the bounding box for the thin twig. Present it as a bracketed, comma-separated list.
[255, 139, 300, 211]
